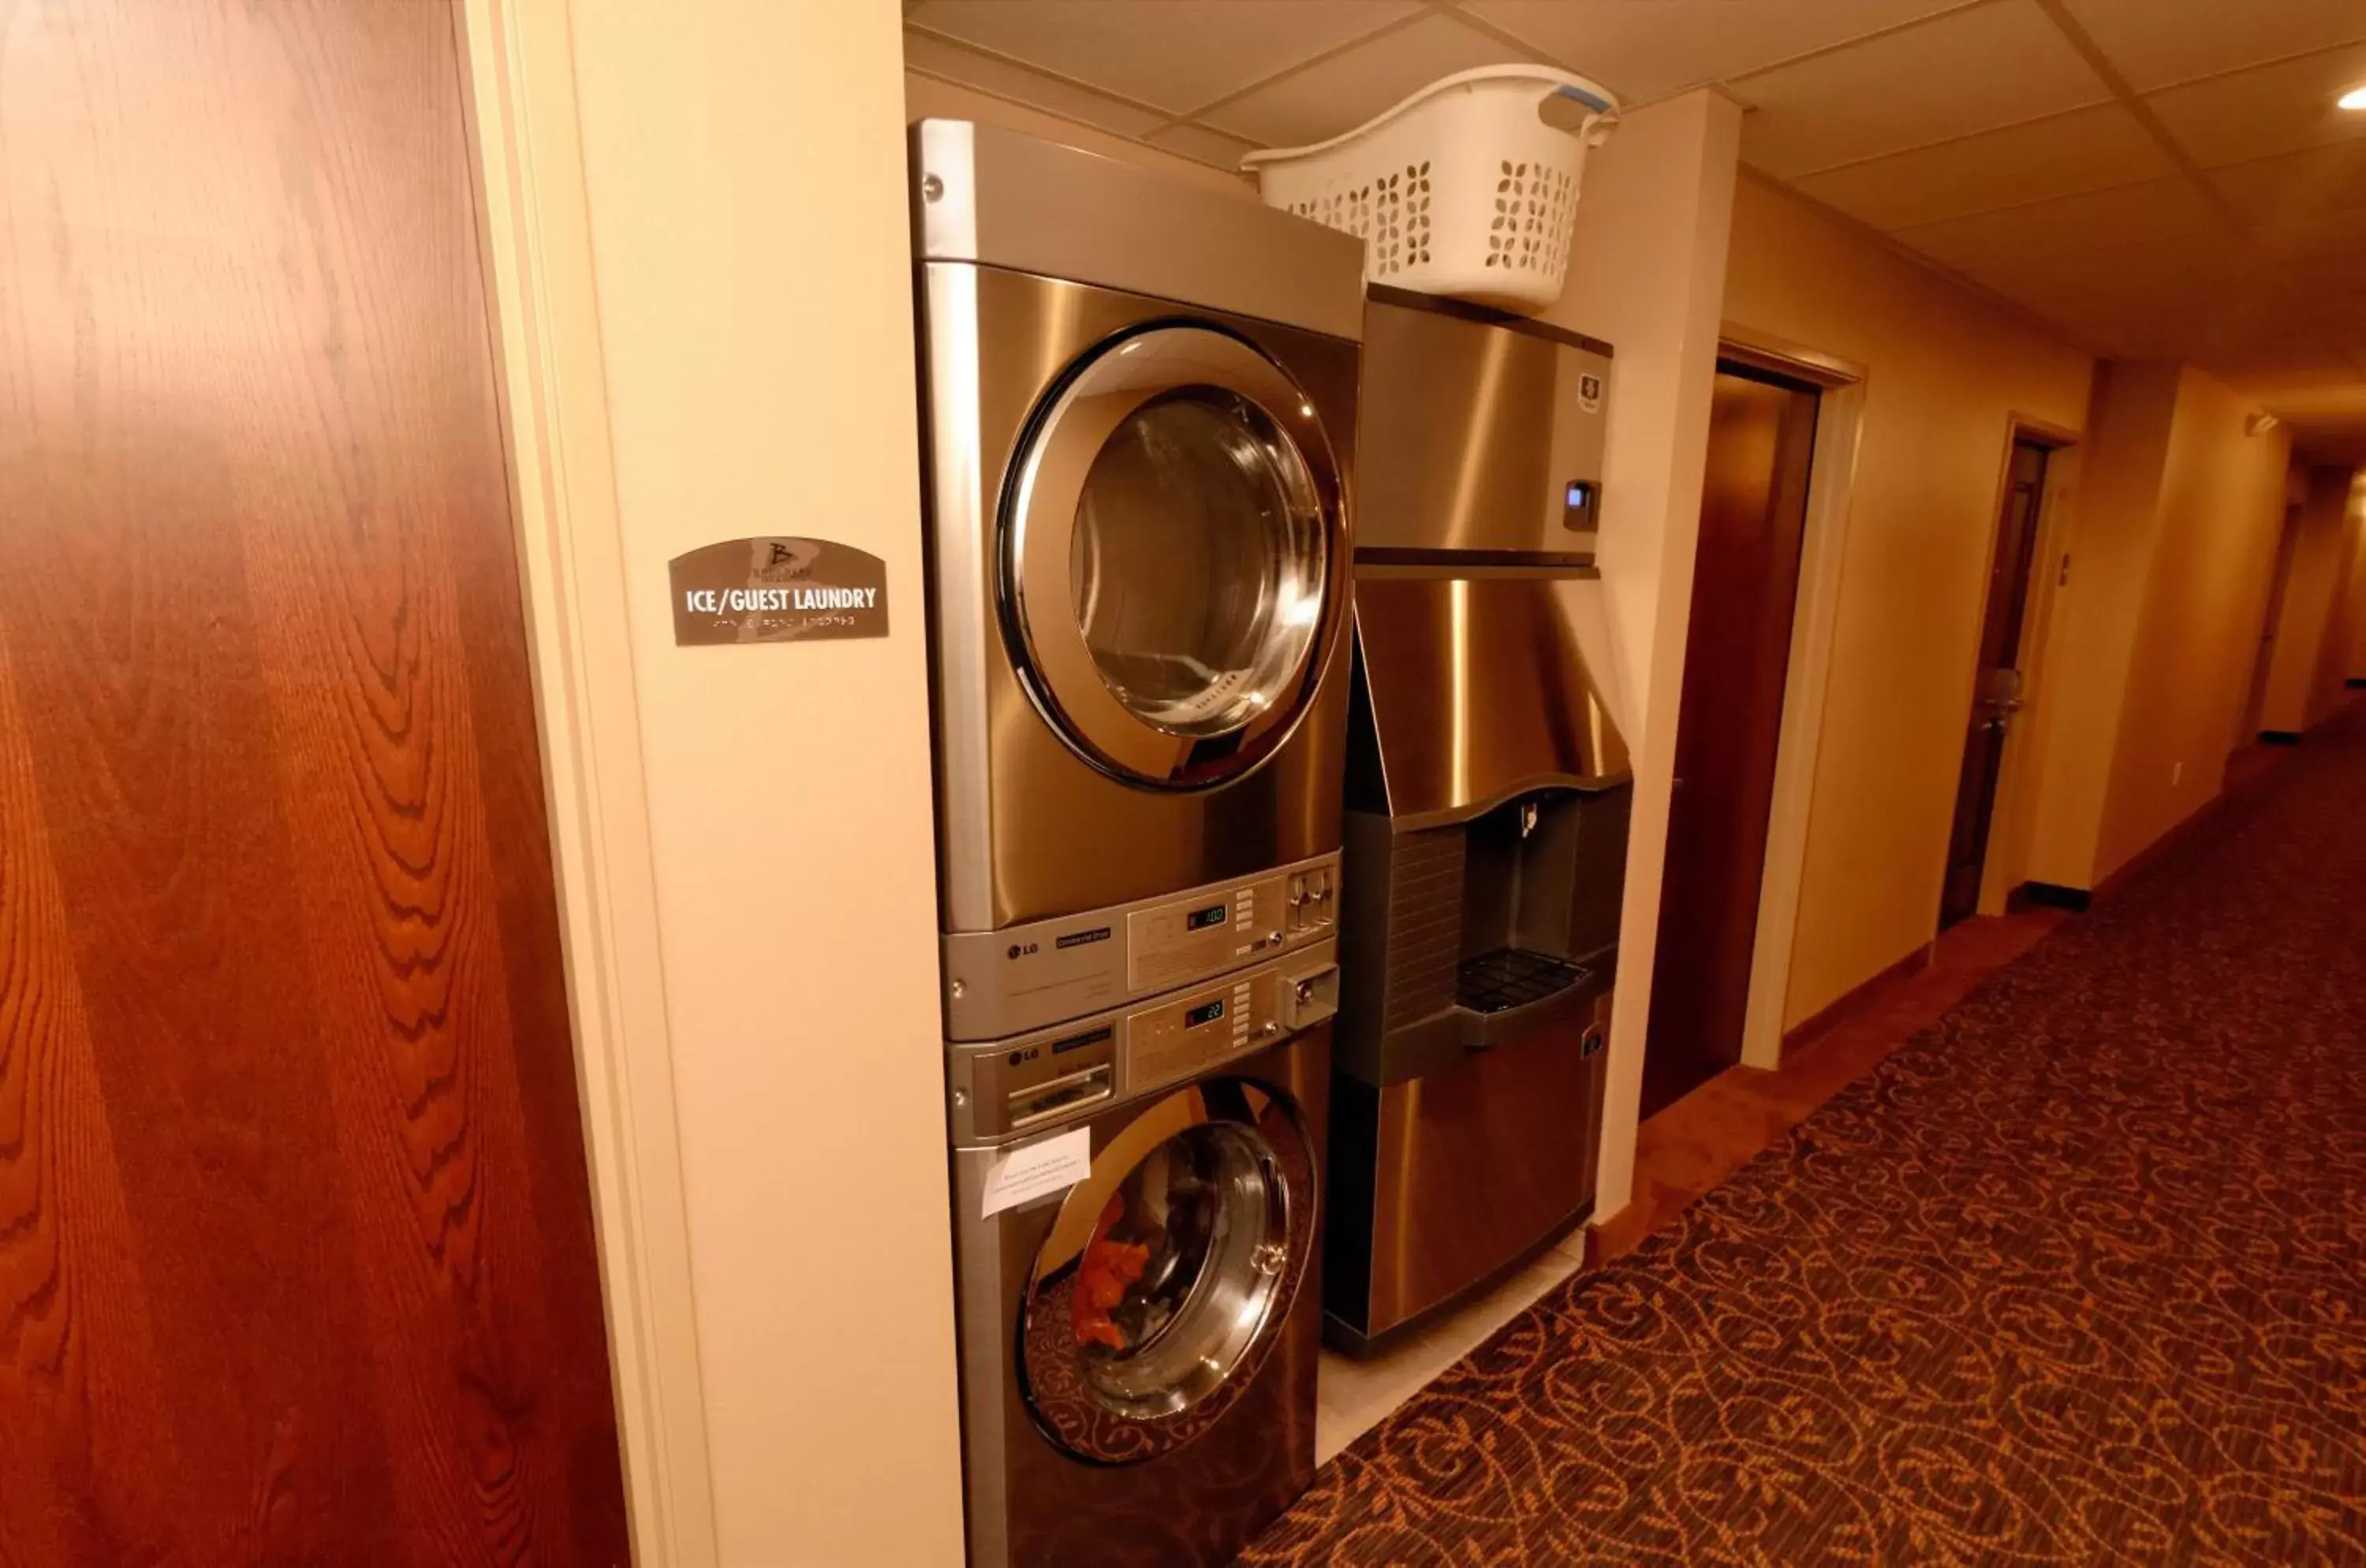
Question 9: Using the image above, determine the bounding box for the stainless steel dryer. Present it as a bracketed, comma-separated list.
[947, 952, 1334, 1568]
[912, 118, 1364, 1043]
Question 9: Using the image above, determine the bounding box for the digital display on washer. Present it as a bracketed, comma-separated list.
[1185, 902, 1229, 932]
[1183, 999, 1226, 1029]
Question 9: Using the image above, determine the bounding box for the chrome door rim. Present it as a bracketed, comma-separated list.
[1002, 322, 1349, 790]
[1016, 1079, 1314, 1466]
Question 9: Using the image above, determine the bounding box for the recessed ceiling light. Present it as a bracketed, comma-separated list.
[2342, 84, 2366, 111]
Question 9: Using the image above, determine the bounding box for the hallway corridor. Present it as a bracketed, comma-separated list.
[1246, 705, 2366, 1565]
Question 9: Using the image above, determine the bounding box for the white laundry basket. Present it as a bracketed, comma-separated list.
[1241, 66, 1619, 313]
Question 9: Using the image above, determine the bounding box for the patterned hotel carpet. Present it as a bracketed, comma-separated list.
[1244, 711, 2366, 1566]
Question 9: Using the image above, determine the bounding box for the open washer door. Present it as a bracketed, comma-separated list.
[1003, 323, 1350, 790]
[1017, 1077, 1316, 1465]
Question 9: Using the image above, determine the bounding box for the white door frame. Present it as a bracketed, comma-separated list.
[455, 2, 718, 1561]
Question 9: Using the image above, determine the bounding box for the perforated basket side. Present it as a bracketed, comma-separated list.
[1245, 66, 1618, 313]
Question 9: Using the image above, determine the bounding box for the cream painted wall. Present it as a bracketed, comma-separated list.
[2308, 475, 2364, 715]
[905, 72, 1252, 198]
[2263, 465, 2365, 734]
[2342, 474, 2366, 683]
[1538, 91, 1741, 1216]
[2024, 362, 2181, 890]
[2025, 362, 2293, 890]
[1720, 176, 2094, 1028]
[2344, 473, 2366, 681]
[2095, 368, 2291, 877]
[558, 6, 966, 1563]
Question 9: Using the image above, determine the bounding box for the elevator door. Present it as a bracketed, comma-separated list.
[0, 4, 629, 1562]
[1644, 363, 1819, 1120]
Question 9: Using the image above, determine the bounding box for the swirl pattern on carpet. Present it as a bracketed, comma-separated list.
[1243, 711, 2366, 1566]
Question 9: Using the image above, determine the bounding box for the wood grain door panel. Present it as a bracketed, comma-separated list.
[0, 2, 629, 1562]
[1643, 365, 1819, 1122]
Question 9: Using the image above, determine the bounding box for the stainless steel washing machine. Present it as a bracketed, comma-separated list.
[947, 943, 1335, 1568]
[911, 118, 1364, 1043]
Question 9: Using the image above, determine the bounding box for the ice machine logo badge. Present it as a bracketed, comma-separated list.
[667, 536, 890, 645]
[1578, 373, 1604, 413]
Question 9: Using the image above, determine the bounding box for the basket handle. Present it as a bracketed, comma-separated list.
[1538, 82, 1619, 148]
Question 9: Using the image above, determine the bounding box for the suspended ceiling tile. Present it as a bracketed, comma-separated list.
[901, 30, 1170, 136]
[1141, 121, 1264, 174]
[1457, 0, 1977, 106]
[2057, 0, 2366, 91]
[1890, 177, 2222, 274]
[1202, 12, 1539, 148]
[905, 1, 1421, 116]
[2248, 203, 2366, 265]
[2273, 246, 2366, 301]
[2144, 40, 2366, 169]
[2038, 294, 2285, 363]
[1971, 259, 2256, 318]
[2207, 140, 2366, 238]
[1953, 246, 2255, 334]
[1793, 102, 2175, 230]
[1731, 0, 2110, 177]
[2215, 352, 2366, 396]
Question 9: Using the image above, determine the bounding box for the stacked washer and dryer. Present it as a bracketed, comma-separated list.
[909, 120, 1364, 1568]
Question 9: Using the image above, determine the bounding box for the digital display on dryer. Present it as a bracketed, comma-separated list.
[1185, 902, 1229, 932]
[1183, 999, 1226, 1029]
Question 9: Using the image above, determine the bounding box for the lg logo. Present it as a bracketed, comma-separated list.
[1006, 941, 1039, 960]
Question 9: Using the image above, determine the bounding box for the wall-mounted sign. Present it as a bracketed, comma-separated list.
[668, 536, 889, 646]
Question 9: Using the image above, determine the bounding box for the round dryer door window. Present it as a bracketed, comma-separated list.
[1004, 324, 1348, 789]
[1017, 1078, 1315, 1465]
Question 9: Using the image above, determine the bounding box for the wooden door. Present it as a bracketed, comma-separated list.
[2241, 502, 2306, 745]
[1643, 364, 1819, 1120]
[0, 4, 631, 1563]
[1939, 440, 2051, 930]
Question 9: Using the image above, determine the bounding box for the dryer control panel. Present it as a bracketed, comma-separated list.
[942, 851, 1341, 1042]
[946, 938, 1339, 1148]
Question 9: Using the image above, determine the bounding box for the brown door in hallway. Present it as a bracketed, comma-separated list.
[1938, 439, 2052, 930]
[1644, 363, 1820, 1120]
[0, 4, 630, 1564]
[2241, 501, 2306, 743]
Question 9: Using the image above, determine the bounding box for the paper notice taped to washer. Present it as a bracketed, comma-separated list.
[980, 1126, 1093, 1218]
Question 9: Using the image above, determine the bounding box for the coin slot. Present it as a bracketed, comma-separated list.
[1007, 1063, 1114, 1130]
[1052, 1025, 1114, 1056]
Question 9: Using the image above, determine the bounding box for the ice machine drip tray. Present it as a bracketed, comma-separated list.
[1456, 948, 1591, 1015]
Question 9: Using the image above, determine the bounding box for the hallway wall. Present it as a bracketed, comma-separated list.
[1535, 91, 1742, 1219]
[1719, 175, 2094, 1031]
[554, 8, 967, 1562]
[2263, 465, 2366, 734]
[2025, 364, 2294, 889]
[2319, 474, 2366, 700]
[2095, 370, 2293, 879]
[2347, 476, 2366, 681]
[2023, 363, 2183, 890]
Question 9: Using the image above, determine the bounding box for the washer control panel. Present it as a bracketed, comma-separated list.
[946, 938, 1339, 1148]
[942, 851, 1341, 1042]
